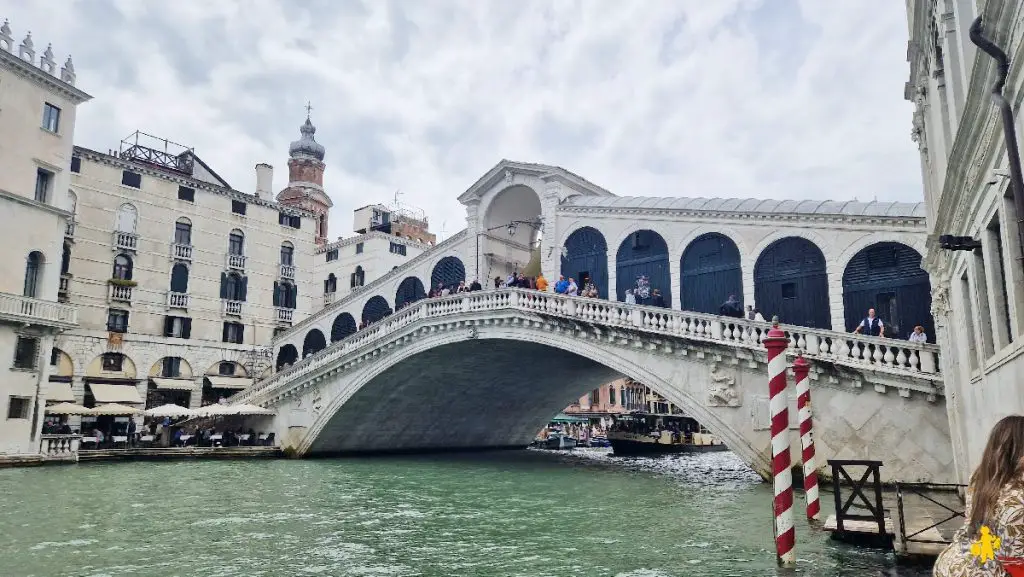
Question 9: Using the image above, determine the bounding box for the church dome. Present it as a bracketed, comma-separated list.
[289, 117, 326, 161]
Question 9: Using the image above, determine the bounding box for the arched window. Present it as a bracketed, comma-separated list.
[170, 263, 189, 293]
[228, 229, 244, 256]
[174, 217, 192, 245]
[23, 251, 43, 297]
[280, 242, 294, 266]
[351, 266, 365, 288]
[115, 203, 138, 233]
[274, 281, 297, 309]
[112, 254, 133, 281]
[325, 273, 337, 294]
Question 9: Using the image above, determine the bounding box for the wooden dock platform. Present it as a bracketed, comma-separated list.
[824, 514, 895, 548]
[79, 446, 282, 462]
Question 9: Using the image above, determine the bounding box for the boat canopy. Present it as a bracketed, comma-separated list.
[550, 413, 588, 423]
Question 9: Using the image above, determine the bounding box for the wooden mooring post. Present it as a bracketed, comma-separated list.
[823, 460, 894, 548]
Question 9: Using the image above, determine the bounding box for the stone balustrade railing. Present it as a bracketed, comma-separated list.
[0, 292, 78, 327]
[236, 289, 942, 406]
[40, 434, 81, 461]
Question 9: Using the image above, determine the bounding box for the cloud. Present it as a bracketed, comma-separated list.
[0, 0, 919, 241]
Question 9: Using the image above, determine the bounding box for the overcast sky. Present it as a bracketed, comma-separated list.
[2, 0, 919, 242]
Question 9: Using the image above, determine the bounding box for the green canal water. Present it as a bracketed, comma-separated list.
[0, 449, 931, 577]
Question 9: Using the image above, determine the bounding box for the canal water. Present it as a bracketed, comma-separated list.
[0, 449, 932, 577]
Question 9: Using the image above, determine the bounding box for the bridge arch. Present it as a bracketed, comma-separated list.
[276, 344, 298, 370]
[561, 226, 608, 298]
[395, 276, 426, 310]
[361, 295, 393, 325]
[753, 236, 830, 329]
[680, 233, 742, 314]
[297, 326, 770, 478]
[615, 229, 670, 305]
[431, 256, 466, 292]
[302, 329, 327, 358]
[331, 312, 357, 343]
[842, 242, 933, 341]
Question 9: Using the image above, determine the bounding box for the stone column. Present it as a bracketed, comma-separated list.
[607, 251, 618, 301]
[463, 200, 481, 282]
[190, 377, 205, 409]
[29, 332, 58, 451]
[669, 251, 681, 310]
[69, 374, 86, 431]
[540, 179, 562, 284]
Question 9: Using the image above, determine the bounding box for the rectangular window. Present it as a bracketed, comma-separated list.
[161, 357, 181, 378]
[356, 243, 364, 254]
[121, 170, 142, 189]
[70, 156, 81, 174]
[177, 186, 195, 202]
[6, 397, 30, 420]
[222, 321, 244, 344]
[41, 103, 61, 133]
[972, 249, 995, 358]
[279, 213, 301, 229]
[988, 216, 1014, 345]
[232, 200, 246, 215]
[218, 361, 236, 376]
[960, 272, 979, 372]
[290, 215, 301, 228]
[101, 353, 123, 372]
[13, 337, 38, 369]
[107, 309, 129, 333]
[34, 168, 51, 203]
[326, 249, 338, 262]
[389, 242, 407, 256]
[174, 221, 192, 245]
[163, 316, 191, 339]
[781, 282, 797, 300]
[50, 347, 59, 366]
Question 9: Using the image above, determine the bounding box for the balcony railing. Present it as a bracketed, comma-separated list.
[167, 291, 189, 309]
[0, 292, 78, 327]
[276, 307, 294, 323]
[323, 292, 335, 306]
[223, 299, 243, 316]
[40, 434, 81, 462]
[226, 254, 246, 271]
[112, 231, 138, 252]
[108, 283, 133, 303]
[280, 264, 296, 280]
[171, 243, 193, 262]
[64, 220, 75, 238]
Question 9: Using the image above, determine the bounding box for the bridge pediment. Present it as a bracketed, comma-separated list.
[238, 290, 952, 484]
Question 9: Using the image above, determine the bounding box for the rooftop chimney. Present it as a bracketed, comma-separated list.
[255, 163, 273, 198]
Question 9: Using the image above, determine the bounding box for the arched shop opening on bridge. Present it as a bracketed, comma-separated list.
[561, 226, 608, 299]
[431, 256, 466, 292]
[331, 312, 357, 342]
[303, 328, 327, 358]
[395, 276, 427, 309]
[842, 242, 934, 341]
[481, 184, 542, 280]
[362, 295, 393, 325]
[276, 344, 298, 370]
[616, 230, 670, 305]
[754, 237, 830, 329]
[680, 233, 742, 314]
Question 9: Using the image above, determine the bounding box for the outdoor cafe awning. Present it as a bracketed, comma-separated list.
[90, 403, 143, 416]
[88, 383, 143, 404]
[152, 378, 195, 391]
[205, 376, 250, 390]
[45, 381, 76, 403]
[45, 402, 92, 415]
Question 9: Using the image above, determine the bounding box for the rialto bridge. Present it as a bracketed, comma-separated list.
[228, 159, 950, 483]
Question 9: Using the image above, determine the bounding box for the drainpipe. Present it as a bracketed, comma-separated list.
[970, 16, 1024, 271]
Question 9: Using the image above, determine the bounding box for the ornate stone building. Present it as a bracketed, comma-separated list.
[906, 0, 1024, 482]
[0, 21, 88, 457]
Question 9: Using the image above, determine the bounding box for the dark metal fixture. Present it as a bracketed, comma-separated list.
[939, 234, 983, 251]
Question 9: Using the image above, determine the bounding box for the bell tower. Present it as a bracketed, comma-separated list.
[276, 103, 333, 245]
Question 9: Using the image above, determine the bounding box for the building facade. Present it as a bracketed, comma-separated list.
[563, 378, 648, 417]
[55, 124, 318, 420]
[0, 22, 87, 456]
[908, 0, 1024, 483]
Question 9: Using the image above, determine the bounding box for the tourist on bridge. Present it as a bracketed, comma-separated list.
[853, 308, 886, 338]
[651, 289, 666, 308]
[720, 295, 743, 318]
[933, 415, 1024, 577]
[566, 277, 579, 296]
[625, 289, 636, 305]
[535, 274, 547, 291]
[908, 325, 928, 343]
[469, 278, 482, 291]
[554, 275, 569, 294]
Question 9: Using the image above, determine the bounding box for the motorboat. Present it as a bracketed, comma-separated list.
[608, 412, 729, 456]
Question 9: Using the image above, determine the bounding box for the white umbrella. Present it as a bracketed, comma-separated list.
[45, 402, 93, 415]
[194, 404, 235, 418]
[144, 403, 196, 418]
[89, 403, 143, 416]
[232, 403, 275, 416]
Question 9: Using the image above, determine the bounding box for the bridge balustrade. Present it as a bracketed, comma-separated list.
[238, 289, 942, 405]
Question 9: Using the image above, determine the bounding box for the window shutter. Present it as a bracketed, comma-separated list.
[182, 318, 191, 339]
[219, 272, 228, 299]
[323, 279, 328, 293]
[273, 281, 280, 307]
[240, 276, 248, 301]
[222, 322, 229, 343]
[163, 316, 173, 337]
[290, 285, 298, 309]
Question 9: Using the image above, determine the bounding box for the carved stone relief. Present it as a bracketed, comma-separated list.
[707, 361, 741, 408]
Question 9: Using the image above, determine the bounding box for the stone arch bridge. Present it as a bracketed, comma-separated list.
[233, 289, 952, 484]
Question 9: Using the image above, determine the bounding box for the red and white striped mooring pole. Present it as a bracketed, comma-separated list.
[763, 318, 795, 567]
[794, 355, 820, 521]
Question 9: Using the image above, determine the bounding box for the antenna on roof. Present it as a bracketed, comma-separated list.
[439, 220, 447, 242]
